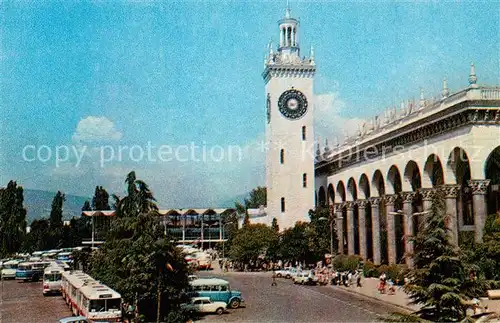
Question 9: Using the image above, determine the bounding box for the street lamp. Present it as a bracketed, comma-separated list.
[221, 212, 237, 259]
[318, 216, 343, 259]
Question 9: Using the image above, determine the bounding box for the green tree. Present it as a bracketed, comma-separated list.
[279, 222, 311, 264]
[23, 218, 51, 252]
[234, 186, 266, 221]
[228, 224, 275, 265]
[82, 200, 92, 211]
[92, 186, 110, 210]
[389, 191, 492, 322]
[0, 180, 27, 257]
[90, 171, 189, 322]
[49, 191, 65, 229]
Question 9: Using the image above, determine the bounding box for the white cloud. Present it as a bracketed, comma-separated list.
[314, 91, 366, 146]
[72, 116, 122, 143]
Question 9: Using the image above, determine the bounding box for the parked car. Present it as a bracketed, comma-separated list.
[181, 297, 227, 315]
[57, 316, 89, 323]
[275, 267, 300, 279]
[293, 271, 318, 285]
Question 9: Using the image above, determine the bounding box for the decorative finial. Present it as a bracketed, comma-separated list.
[441, 77, 449, 99]
[310, 45, 315, 62]
[285, 0, 291, 18]
[419, 88, 425, 109]
[469, 62, 478, 88]
[324, 138, 330, 153]
[269, 40, 274, 55]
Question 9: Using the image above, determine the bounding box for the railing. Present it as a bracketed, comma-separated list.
[481, 88, 500, 99]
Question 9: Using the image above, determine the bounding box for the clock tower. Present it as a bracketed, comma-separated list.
[263, 5, 316, 229]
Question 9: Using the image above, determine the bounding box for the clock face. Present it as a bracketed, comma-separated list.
[266, 94, 271, 124]
[278, 89, 308, 120]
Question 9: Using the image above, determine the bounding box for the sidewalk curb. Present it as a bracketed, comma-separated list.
[336, 285, 416, 314]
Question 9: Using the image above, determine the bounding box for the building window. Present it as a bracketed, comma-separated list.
[280, 149, 284, 164]
[302, 126, 306, 140]
[303, 173, 307, 188]
[281, 197, 285, 212]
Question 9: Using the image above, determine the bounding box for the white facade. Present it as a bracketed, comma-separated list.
[263, 7, 316, 229]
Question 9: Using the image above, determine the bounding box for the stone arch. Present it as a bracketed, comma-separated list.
[371, 170, 386, 197]
[336, 181, 346, 202]
[358, 174, 371, 199]
[403, 160, 422, 192]
[387, 165, 403, 195]
[485, 145, 500, 215]
[347, 177, 357, 201]
[447, 147, 473, 226]
[318, 186, 327, 206]
[327, 184, 335, 205]
[447, 147, 472, 185]
[423, 154, 445, 188]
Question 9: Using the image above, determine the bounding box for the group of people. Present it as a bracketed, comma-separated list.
[121, 302, 135, 323]
[330, 270, 363, 287]
[377, 272, 397, 295]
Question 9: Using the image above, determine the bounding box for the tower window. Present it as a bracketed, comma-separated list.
[280, 149, 284, 164]
[302, 126, 306, 140]
[303, 173, 307, 188]
[281, 197, 285, 212]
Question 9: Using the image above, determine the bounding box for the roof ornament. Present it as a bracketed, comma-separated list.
[285, 0, 291, 18]
[324, 138, 330, 153]
[310, 45, 315, 63]
[316, 137, 321, 157]
[419, 88, 426, 109]
[469, 62, 478, 88]
[441, 77, 450, 99]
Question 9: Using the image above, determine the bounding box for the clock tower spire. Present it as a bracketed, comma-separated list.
[263, 5, 316, 230]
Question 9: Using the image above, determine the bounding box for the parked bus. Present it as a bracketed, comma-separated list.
[1, 260, 20, 280]
[43, 263, 68, 295]
[61, 271, 94, 312]
[57, 252, 73, 263]
[78, 283, 122, 321]
[61, 271, 122, 321]
[16, 261, 50, 282]
[188, 278, 244, 309]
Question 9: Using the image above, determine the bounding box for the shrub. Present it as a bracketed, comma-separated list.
[377, 264, 407, 284]
[332, 254, 362, 272]
[362, 261, 378, 277]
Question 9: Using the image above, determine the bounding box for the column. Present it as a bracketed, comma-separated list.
[401, 192, 416, 268]
[468, 180, 490, 243]
[285, 27, 289, 47]
[182, 214, 186, 242]
[334, 204, 344, 255]
[357, 200, 368, 260]
[200, 214, 204, 244]
[369, 197, 382, 265]
[385, 195, 398, 265]
[219, 215, 223, 241]
[421, 188, 434, 211]
[442, 184, 461, 245]
[346, 202, 355, 255]
[280, 27, 284, 47]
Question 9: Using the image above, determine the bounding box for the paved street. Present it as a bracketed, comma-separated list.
[0, 279, 71, 323]
[199, 271, 405, 322]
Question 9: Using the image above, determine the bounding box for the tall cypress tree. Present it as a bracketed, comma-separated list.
[0, 181, 27, 256]
[49, 191, 65, 229]
[387, 190, 492, 322]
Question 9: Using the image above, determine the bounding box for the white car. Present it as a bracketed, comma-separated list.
[293, 271, 318, 285]
[1, 260, 19, 280]
[181, 297, 227, 315]
[275, 267, 300, 279]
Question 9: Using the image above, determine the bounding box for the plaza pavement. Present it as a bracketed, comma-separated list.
[209, 262, 500, 315]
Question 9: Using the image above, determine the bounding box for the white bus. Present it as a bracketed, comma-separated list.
[61, 271, 95, 314]
[61, 271, 122, 321]
[78, 283, 122, 322]
[43, 264, 65, 295]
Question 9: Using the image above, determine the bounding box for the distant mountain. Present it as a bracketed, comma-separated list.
[23, 189, 90, 224]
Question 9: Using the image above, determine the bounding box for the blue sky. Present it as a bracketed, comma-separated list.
[1, 1, 498, 208]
